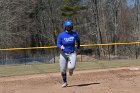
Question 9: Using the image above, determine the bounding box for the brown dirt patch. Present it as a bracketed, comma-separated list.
[0, 67, 140, 93]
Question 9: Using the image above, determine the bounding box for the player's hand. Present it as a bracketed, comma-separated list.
[61, 45, 65, 50]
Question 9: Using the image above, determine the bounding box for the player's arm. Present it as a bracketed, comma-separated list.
[75, 33, 80, 49]
[57, 34, 62, 49]
[57, 34, 65, 50]
[75, 33, 80, 54]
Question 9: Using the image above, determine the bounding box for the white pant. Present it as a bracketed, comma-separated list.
[59, 53, 76, 74]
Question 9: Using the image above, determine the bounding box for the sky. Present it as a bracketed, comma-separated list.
[127, 0, 140, 8]
[80, 0, 139, 8]
[127, 0, 135, 7]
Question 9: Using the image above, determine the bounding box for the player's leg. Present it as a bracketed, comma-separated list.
[59, 54, 68, 87]
[68, 53, 76, 76]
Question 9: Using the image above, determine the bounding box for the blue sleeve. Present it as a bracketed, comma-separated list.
[57, 33, 62, 48]
[75, 33, 80, 49]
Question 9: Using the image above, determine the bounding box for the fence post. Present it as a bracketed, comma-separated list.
[53, 49, 56, 63]
[135, 44, 138, 59]
[97, 46, 101, 60]
[108, 45, 110, 60]
[80, 54, 82, 62]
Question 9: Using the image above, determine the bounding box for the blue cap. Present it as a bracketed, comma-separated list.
[64, 20, 73, 28]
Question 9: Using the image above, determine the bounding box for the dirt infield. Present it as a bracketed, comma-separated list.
[0, 67, 140, 93]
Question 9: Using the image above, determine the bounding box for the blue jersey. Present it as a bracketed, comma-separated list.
[57, 31, 80, 53]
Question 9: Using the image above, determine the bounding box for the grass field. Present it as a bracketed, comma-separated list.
[0, 59, 140, 77]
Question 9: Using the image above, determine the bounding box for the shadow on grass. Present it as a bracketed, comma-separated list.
[68, 82, 100, 87]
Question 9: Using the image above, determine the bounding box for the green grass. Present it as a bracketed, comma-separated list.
[0, 59, 140, 77]
[76, 59, 140, 70]
[0, 64, 59, 77]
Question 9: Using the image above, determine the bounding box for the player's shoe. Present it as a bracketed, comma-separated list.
[69, 70, 73, 76]
[62, 82, 68, 88]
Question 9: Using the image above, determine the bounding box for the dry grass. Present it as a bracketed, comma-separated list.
[0, 59, 140, 77]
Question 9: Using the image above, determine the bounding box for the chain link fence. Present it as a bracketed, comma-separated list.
[0, 42, 140, 65]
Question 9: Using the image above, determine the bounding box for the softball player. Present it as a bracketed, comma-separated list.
[57, 19, 80, 87]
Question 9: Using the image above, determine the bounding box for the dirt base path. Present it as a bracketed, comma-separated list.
[0, 67, 140, 93]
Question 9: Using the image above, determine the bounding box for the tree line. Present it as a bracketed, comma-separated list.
[0, 0, 140, 60]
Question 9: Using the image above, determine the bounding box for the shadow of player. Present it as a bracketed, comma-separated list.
[68, 82, 100, 87]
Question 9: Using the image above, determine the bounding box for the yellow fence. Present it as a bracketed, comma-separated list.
[0, 42, 140, 51]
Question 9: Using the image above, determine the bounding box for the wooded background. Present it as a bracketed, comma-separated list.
[0, 0, 140, 63]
